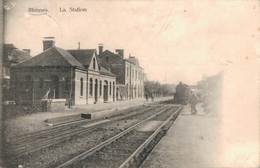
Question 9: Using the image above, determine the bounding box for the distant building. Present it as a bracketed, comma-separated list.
[10, 38, 116, 105]
[98, 44, 144, 100]
[3, 44, 31, 101]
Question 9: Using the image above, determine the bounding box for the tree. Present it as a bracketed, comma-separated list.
[144, 80, 175, 97]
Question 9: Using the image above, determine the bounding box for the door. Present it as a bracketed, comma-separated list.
[103, 80, 108, 102]
[94, 79, 98, 103]
[112, 82, 115, 102]
[50, 75, 59, 99]
[24, 75, 33, 104]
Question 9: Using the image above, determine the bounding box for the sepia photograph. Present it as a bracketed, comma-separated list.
[0, 0, 259, 167]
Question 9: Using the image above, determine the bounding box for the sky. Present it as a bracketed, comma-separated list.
[4, 0, 260, 84]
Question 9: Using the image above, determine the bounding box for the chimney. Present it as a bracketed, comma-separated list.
[22, 49, 31, 55]
[98, 43, 103, 55]
[78, 42, 81, 50]
[43, 37, 55, 51]
[115, 49, 124, 59]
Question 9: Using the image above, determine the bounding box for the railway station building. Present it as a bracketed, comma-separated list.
[10, 38, 116, 105]
[98, 44, 145, 101]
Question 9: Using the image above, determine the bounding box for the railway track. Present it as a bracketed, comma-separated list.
[9, 105, 143, 144]
[5, 101, 181, 168]
[55, 105, 182, 168]
[12, 99, 166, 144]
[6, 104, 177, 168]
[6, 105, 161, 157]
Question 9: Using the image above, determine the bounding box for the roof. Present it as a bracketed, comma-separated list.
[67, 49, 96, 67]
[100, 50, 142, 69]
[13, 46, 116, 77]
[100, 50, 122, 60]
[127, 56, 140, 66]
[100, 66, 116, 77]
[100, 50, 123, 61]
[4, 44, 31, 64]
[101, 50, 115, 56]
[4, 43, 17, 49]
[14, 47, 84, 68]
[98, 50, 124, 68]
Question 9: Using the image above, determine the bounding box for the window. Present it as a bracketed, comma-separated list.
[3, 67, 10, 77]
[113, 82, 115, 96]
[109, 82, 111, 95]
[126, 84, 129, 97]
[50, 75, 59, 99]
[80, 78, 83, 96]
[99, 80, 102, 96]
[65, 77, 69, 91]
[89, 78, 93, 96]
[93, 58, 96, 70]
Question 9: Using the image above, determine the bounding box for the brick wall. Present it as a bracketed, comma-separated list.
[10, 66, 74, 105]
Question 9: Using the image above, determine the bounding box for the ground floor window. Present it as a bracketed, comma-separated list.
[89, 78, 93, 96]
[100, 80, 102, 96]
[80, 78, 83, 96]
[65, 77, 70, 91]
[109, 82, 111, 95]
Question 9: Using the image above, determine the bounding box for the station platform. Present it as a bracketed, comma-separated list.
[141, 104, 259, 168]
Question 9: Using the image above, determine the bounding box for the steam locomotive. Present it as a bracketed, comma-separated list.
[173, 82, 191, 105]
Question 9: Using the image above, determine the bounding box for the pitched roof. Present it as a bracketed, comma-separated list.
[8, 50, 31, 63]
[100, 50, 122, 61]
[101, 50, 115, 56]
[14, 47, 84, 68]
[4, 44, 31, 63]
[98, 50, 124, 67]
[4, 43, 16, 49]
[127, 56, 140, 66]
[100, 66, 116, 77]
[67, 49, 96, 67]
[13, 46, 116, 77]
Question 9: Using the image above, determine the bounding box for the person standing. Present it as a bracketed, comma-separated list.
[190, 92, 198, 114]
[145, 93, 148, 101]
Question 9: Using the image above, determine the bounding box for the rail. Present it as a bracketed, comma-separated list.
[118, 106, 182, 168]
[55, 105, 172, 168]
